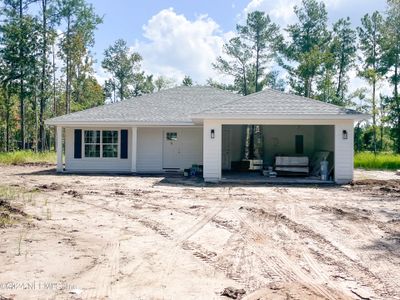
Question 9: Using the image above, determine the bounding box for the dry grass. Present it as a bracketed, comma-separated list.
[0, 151, 56, 165]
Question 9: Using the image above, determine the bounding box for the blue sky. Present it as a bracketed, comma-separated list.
[87, 0, 387, 87]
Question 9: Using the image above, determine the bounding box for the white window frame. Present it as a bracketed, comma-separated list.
[83, 129, 120, 159]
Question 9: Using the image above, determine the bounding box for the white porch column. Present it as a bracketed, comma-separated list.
[334, 121, 354, 184]
[131, 127, 138, 173]
[56, 126, 63, 172]
[203, 120, 222, 182]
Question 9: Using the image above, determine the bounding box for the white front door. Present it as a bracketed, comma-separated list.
[222, 129, 231, 170]
[163, 130, 181, 169]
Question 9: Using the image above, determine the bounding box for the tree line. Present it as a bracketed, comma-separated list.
[211, 0, 400, 154]
[0, 0, 193, 152]
[0, 0, 399, 154]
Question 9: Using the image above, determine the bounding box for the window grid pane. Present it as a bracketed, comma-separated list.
[102, 144, 118, 158]
[84, 144, 100, 157]
[102, 131, 118, 144]
[84, 130, 100, 144]
[102, 131, 118, 158]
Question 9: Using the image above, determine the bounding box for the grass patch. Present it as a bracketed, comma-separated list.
[0, 185, 35, 227]
[354, 152, 400, 170]
[0, 150, 56, 165]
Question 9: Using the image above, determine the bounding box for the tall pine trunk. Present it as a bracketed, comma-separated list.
[395, 62, 400, 153]
[65, 15, 71, 114]
[39, 0, 48, 152]
[19, 0, 25, 149]
[52, 42, 57, 151]
[336, 50, 345, 102]
[5, 85, 11, 152]
[372, 78, 377, 153]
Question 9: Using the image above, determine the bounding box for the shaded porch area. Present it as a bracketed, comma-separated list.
[221, 124, 335, 183]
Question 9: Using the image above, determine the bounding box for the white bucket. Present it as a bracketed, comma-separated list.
[320, 161, 329, 181]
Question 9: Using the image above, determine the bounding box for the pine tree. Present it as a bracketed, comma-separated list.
[357, 11, 384, 153]
[0, 0, 41, 149]
[102, 39, 142, 101]
[56, 0, 102, 113]
[182, 75, 193, 86]
[281, 0, 330, 98]
[381, 0, 400, 152]
[213, 37, 252, 95]
[237, 11, 281, 92]
[331, 17, 357, 105]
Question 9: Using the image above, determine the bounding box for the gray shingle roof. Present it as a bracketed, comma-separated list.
[194, 88, 362, 117]
[46, 86, 364, 125]
[46, 86, 241, 125]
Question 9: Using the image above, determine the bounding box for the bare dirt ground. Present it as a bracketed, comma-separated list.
[0, 165, 399, 300]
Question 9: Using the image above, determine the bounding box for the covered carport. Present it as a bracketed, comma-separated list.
[192, 89, 367, 184]
[220, 124, 335, 183]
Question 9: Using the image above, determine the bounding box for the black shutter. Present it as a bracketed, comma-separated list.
[74, 129, 82, 159]
[295, 135, 304, 154]
[121, 129, 128, 159]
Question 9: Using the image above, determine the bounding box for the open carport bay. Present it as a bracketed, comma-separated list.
[222, 125, 335, 182]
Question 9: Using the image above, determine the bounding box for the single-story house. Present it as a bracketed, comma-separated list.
[45, 86, 367, 184]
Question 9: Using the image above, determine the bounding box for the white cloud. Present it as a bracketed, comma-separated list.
[132, 8, 233, 84]
[241, 0, 345, 27]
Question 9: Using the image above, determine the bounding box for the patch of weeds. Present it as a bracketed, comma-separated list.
[0, 212, 13, 227]
[0, 185, 37, 227]
[0, 150, 56, 165]
[355, 151, 400, 170]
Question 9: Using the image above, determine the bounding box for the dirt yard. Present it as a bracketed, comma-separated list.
[0, 165, 399, 300]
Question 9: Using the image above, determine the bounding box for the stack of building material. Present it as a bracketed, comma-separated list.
[275, 156, 309, 176]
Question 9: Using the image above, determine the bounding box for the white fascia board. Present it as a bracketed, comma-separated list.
[45, 120, 197, 127]
[191, 113, 370, 121]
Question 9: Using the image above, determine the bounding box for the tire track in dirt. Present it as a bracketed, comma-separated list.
[92, 187, 234, 288]
[229, 189, 327, 291]
[228, 188, 371, 298]
[233, 207, 339, 300]
[311, 204, 400, 252]
[167, 188, 336, 296]
[284, 202, 333, 285]
[83, 240, 120, 299]
[243, 205, 395, 298]
[252, 187, 400, 298]
[159, 187, 232, 286]
[54, 185, 394, 299]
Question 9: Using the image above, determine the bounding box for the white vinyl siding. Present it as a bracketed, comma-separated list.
[203, 120, 222, 182]
[334, 121, 354, 183]
[136, 127, 203, 172]
[136, 128, 163, 172]
[65, 127, 131, 172]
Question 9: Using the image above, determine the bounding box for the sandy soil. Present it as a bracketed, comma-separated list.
[0, 165, 399, 300]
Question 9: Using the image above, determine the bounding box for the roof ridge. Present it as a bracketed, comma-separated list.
[257, 88, 354, 112]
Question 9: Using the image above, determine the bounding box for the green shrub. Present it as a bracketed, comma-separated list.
[354, 152, 400, 170]
[0, 151, 56, 165]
